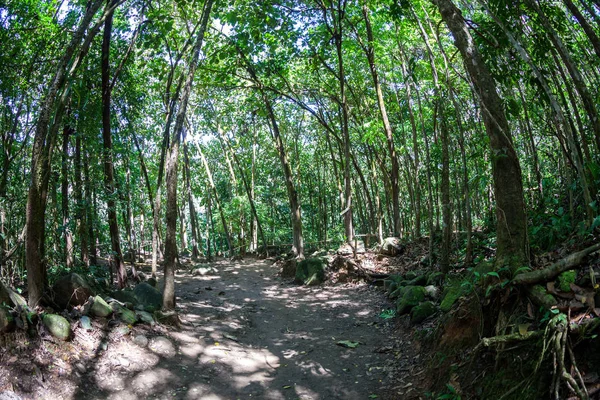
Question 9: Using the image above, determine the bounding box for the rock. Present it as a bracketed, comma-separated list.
[115, 305, 138, 325]
[133, 334, 149, 347]
[90, 295, 112, 317]
[424, 285, 440, 300]
[295, 258, 327, 286]
[404, 271, 418, 281]
[389, 286, 406, 300]
[379, 237, 404, 256]
[427, 272, 445, 286]
[0, 307, 15, 333]
[280, 259, 297, 279]
[147, 277, 158, 287]
[110, 289, 138, 305]
[114, 325, 131, 337]
[396, 286, 426, 315]
[0, 281, 11, 306]
[0, 391, 22, 400]
[401, 274, 427, 287]
[79, 315, 92, 331]
[136, 310, 155, 325]
[133, 282, 162, 312]
[0, 281, 27, 310]
[42, 314, 71, 340]
[154, 310, 181, 327]
[149, 336, 176, 357]
[137, 272, 147, 281]
[337, 240, 365, 255]
[440, 285, 463, 313]
[52, 273, 94, 309]
[411, 301, 436, 324]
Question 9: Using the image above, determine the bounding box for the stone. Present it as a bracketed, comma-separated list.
[136, 310, 155, 325]
[295, 258, 327, 286]
[42, 314, 71, 341]
[90, 295, 112, 317]
[379, 237, 404, 256]
[424, 285, 440, 300]
[154, 310, 181, 327]
[337, 240, 365, 256]
[79, 315, 92, 331]
[396, 286, 426, 315]
[0, 281, 27, 310]
[147, 277, 158, 287]
[389, 286, 406, 300]
[280, 259, 297, 279]
[149, 336, 176, 357]
[0, 307, 15, 333]
[404, 271, 418, 281]
[116, 305, 138, 325]
[110, 289, 138, 305]
[410, 301, 436, 324]
[440, 285, 463, 313]
[427, 272, 445, 286]
[114, 325, 131, 337]
[133, 334, 149, 347]
[0, 391, 22, 400]
[133, 282, 162, 312]
[402, 274, 427, 287]
[52, 273, 94, 309]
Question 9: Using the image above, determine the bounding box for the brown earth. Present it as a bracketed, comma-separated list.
[0, 257, 426, 399]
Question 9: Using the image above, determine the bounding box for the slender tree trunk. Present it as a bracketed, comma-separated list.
[440, 111, 452, 274]
[74, 133, 89, 265]
[162, 0, 213, 310]
[26, 0, 104, 307]
[183, 144, 200, 259]
[101, 0, 126, 288]
[61, 123, 74, 269]
[434, 0, 529, 269]
[563, 0, 600, 59]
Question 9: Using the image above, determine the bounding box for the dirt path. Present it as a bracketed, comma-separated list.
[70, 258, 398, 400]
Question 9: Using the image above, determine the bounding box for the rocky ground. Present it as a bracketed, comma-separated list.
[0, 256, 428, 400]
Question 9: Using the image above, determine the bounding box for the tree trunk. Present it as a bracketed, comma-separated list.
[61, 123, 74, 269]
[162, 0, 213, 310]
[183, 144, 200, 259]
[101, 0, 126, 288]
[440, 111, 452, 274]
[434, 0, 529, 269]
[563, 0, 600, 59]
[26, 0, 104, 307]
[74, 133, 89, 265]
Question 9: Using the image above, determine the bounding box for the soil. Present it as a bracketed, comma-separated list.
[0, 257, 425, 399]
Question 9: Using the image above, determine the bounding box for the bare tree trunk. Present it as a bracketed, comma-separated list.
[74, 133, 89, 265]
[162, 0, 213, 310]
[61, 123, 74, 269]
[183, 144, 200, 259]
[101, 0, 126, 288]
[434, 0, 529, 269]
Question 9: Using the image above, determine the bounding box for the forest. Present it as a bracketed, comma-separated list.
[1, 0, 600, 398]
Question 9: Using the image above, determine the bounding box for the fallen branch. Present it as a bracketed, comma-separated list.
[512, 243, 600, 286]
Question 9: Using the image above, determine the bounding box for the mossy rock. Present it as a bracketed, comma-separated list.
[134, 282, 163, 311]
[401, 275, 427, 287]
[404, 271, 418, 281]
[385, 281, 398, 295]
[110, 289, 138, 305]
[295, 258, 327, 286]
[410, 301, 436, 324]
[90, 295, 113, 317]
[389, 286, 406, 300]
[383, 274, 403, 291]
[440, 285, 463, 313]
[396, 286, 426, 315]
[557, 270, 576, 292]
[115, 305, 138, 325]
[427, 272, 445, 286]
[42, 314, 71, 341]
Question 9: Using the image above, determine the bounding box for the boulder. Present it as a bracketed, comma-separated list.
[295, 258, 327, 286]
[427, 272, 445, 286]
[404, 271, 418, 281]
[110, 289, 138, 305]
[90, 296, 112, 317]
[440, 285, 463, 313]
[0, 307, 15, 333]
[337, 240, 365, 256]
[411, 301, 436, 324]
[42, 314, 71, 340]
[80, 316, 93, 331]
[136, 310, 155, 325]
[115, 304, 138, 325]
[52, 273, 94, 309]
[280, 259, 297, 279]
[424, 285, 440, 300]
[379, 237, 404, 256]
[133, 282, 162, 312]
[401, 274, 427, 287]
[396, 286, 426, 315]
[389, 286, 406, 300]
[133, 334, 149, 347]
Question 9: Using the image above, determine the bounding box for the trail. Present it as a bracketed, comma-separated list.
[76, 258, 397, 400]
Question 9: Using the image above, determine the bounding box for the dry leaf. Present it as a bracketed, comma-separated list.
[518, 324, 530, 336]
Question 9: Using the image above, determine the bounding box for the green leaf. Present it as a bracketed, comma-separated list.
[486, 271, 500, 279]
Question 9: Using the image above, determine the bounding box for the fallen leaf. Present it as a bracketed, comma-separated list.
[518, 324, 530, 336]
[282, 385, 292, 389]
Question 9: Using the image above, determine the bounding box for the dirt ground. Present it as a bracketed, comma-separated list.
[0, 257, 424, 399]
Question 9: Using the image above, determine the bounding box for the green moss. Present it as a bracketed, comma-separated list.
[389, 286, 406, 300]
[404, 271, 418, 281]
[396, 286, 426, 315]
[427, 272, 445, 286]
[557, 270, 576, 292]
[295, 258, 327, 286]
[440, 285, 463, 313]
[410, 301, 436, 323]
